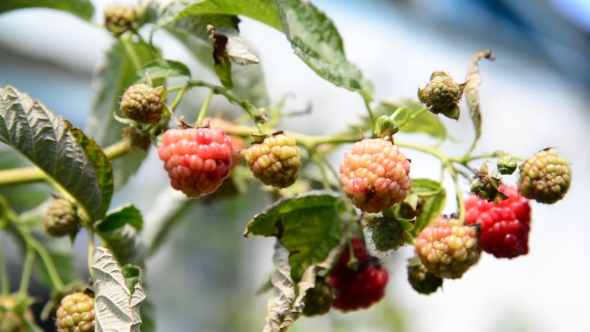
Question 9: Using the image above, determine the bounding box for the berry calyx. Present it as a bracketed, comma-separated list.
[103, 4, 135, 36]
[415, 216, 481, 279]
[302, 278, 334, 316]
[244, 132, 301, 188]
[368, 217, 406, 252]
[120, 84, 163, 124]
[43, 198, 80, 237]
[465, 186, 531, 259]
[56, 292, 95, 332]
[518, 148, 572, 204]
[340, 138, 411, 213]
[329, 238, 388, 312]
[158, 126, 233, 198]
[407, 257, 443, 295]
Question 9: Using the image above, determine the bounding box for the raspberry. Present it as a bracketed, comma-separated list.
[302, 278, 334, 317]
[415, 216, 481, 279]
[56, 292, 95, 332]
[465, 186, 531, 259]
[340, 138, 411, 213]
[518, 148, 572, 204]
[205, 118, 245, 169]
[123, 127, 152, 151]
[43, 198, 80, 237]
[418, 71, 466, 118]
[158, 127, 233, 198]
[368, 217, 406, 252]
[407, 258, 443, 295]
[120, 84, 163, 124]
[104, 4, 135, 36]
[244, 133, 301, 188]
[329, 238, 388, 312]
[0, 296, 33, 332]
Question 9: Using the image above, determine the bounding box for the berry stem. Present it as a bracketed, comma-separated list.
[168, 86, 188, 113]
[363, 98, 377, 134]
[0, 234, 10, 297]
[186, 80, 265, 134]
[87, 228, 95, 281]
[446, 162, 466, 222]
[311, 153, 331, 190]
[195, 90, 214, 127]
[19, 227, 65, 291]
[17, 245, 35, 302]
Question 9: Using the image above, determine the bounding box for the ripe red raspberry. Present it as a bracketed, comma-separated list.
[56, 292, 95, 332]
[518, 148, 572, 204]
[158, 127, 232, 198]
[244, 133, 301, 188]
[329, 238, 388, 312]
[415, 216, 481, 279]
[465, 186, 531, 259]
[340, 139, 411, 213]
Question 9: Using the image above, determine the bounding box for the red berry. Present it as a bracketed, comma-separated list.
[329, 238, 388, 312]
[158, 127, 233, 198]
[339, 138, 411, 213]
[465, 186, 531, 259]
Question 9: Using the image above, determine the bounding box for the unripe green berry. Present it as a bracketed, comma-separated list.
[518, 148, 572, 204]
[43, 198, 80, 237]
[104, 4, 135, 36]
[368, 217, 406, 252]
[302, 278, 334, 317]
[407, 258, 443, 295]
[418, 71, 466, 118]
[244, 133, 302, 188]
[120, 84, 163, 124]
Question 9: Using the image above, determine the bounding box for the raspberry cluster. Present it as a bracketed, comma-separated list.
[415, 217, 481, 279]
[56, 292, 95, 332]
[407, 258, 443, 295]
[329, 238, 388, 311]
[103, 4, 135, 36]
[418, 71, 466, 118]
[340, 138, 411, 213]
[244, 133, 301, 188]
[465, 186, 531, 259]
[158, 127, 233, 198]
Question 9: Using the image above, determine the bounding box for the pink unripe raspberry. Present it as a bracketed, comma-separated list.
[158, 127, 233, 198]
[339, 138, 411, 213]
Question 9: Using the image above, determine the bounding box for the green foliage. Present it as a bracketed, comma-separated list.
[408, 179, 447, 237]
[0, 86, 104, 221]
[377, 99, 449, 140]
[276, 0, 374, 102]
[465, 50, 495, 146]
[0, 0, 94, 21]
[245, 191, 345, 282]
[135, 59, 192, 83]
[95, 204, 145, 266]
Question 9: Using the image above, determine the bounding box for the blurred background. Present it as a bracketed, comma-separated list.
[1, 0, 589, 331]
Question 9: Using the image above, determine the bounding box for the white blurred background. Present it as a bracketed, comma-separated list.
[1, 0, 589, 331]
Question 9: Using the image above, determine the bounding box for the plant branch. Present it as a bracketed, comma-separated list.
[446, 162, 466, 222]
[87, 229, 95, 281]
[0, 234, 9, 296]
[196, 90, 214, 127]
[168, 86, 187, 113]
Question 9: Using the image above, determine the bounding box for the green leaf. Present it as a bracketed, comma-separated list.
[465, 50, 495, 144]
[409, 179, 446, 237]
[151, 0, 282, 38]
[92, 247, 145, 332]
[244, 190, 345, 282]
[215, 57, 234, 89]
[135, 59, 191, 84]
[276, 0, 373, 102]
[122, 264, 141, 295]
[0, 85, 103, 221]
[94, 204, 145, 266]
[378, 99, 449, 141]
[86, 40, 161, 190]
[64, 121, 113, 218]
[0, 0, 94, 21]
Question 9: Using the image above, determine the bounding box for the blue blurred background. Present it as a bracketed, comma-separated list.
[1, 0, 589, 331]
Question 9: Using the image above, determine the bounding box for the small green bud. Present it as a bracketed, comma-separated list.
[375, 115, 399, 138]
[104, 4, 135, 36]
[418, 71, 466, 118]
[497, 154, 518, 175]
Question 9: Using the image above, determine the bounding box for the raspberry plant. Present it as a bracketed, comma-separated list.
[0, 1, 573, 331]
